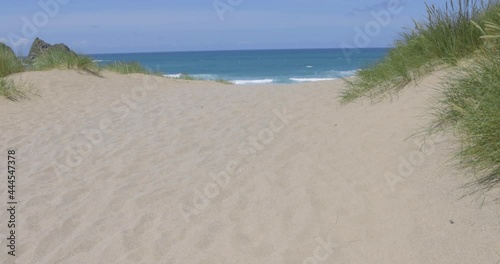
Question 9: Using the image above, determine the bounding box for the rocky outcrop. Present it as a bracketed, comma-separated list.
[27, 38, 75, 62]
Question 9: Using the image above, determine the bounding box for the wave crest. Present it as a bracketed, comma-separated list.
[233, 79, 274, 85]
[290, 78, 338, 83]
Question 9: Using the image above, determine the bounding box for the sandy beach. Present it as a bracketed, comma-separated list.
[1, 70, 499, 264]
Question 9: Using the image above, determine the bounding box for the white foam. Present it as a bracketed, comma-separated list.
[340, 69, 359, 76]
[164, 73, 182, 78]
[328, 69, 359, 77]
[93, 60, 109, 63]
[290, 78, 338, 82]
[233, 79, 274, 85]
[192, 74, 218, 79]
[306, 66, 313, 68]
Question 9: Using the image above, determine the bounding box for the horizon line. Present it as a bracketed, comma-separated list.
[86, 47, 392, 56]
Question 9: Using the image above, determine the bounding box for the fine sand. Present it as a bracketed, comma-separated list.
[1, 70, 499, 264]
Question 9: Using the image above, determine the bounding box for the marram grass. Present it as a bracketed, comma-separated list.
[0, 78, 26, 101]
[104, 61, 152, 75]
[175, 74, 233, 84]
[215, 78, 234, 85]
[0, 45, 24, 78]
[341, 0, 500, 191]
[32, 48, 100, 76]
[0, 44, 25, 100]
[341, 0, 500, 103]
[431, 12, 500, 191]
[177, 74, 199, 80]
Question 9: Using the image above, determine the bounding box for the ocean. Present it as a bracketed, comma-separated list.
[89, 48, 389, 84]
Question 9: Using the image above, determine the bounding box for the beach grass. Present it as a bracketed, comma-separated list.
[104, 61, 152, 75]
[173, 74, 233, 84]
[32, 48, 101, 76]
[0, 45, 24, 78]
[0, 78, 27, 101]
[340, 0, 500, 103]
[177, 74, 199, 80]
[0, 44, 25, 100]
[341, 0, 500, 191]
[431, 13, 500, 191]
[215, 78, 234, 85]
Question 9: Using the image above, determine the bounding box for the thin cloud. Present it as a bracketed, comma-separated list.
[350, 0, 409, 15]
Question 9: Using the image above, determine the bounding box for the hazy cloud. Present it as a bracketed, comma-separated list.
[350, 0, 410, 15]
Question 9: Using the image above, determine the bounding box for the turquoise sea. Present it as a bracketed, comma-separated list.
[89, 48, 389, 84]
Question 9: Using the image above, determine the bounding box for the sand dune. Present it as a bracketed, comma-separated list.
[0, 70, 499, 264]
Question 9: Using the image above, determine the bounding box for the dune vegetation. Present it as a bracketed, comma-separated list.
[103, 61, 154, 75]
[0, 44, 25, 100]
[0, 42, 234, 100]
[341, 0, 500, 102]
[431, 11, 500, 191]
[0, 78, 27, 101]
[169, 73, 233, 84]
[32, 48, 101, 76]
[0, 45, 24, 77]
[342, 0, 500, 191]
[214, 78, 234, 85]
[177, 73, 199, 80]
[103, 64, 234, 84]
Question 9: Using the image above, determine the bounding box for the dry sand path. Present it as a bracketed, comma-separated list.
[0, 70, 499, 264]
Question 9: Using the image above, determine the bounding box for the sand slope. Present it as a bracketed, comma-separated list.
[0, 70, 499, 264]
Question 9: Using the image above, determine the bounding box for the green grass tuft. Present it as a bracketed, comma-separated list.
[431, 13, 500, 191]
[0, 44, 25, 100]
[177, 74, 199, 80]
[0, 44, 24, 78]
[0, 78, 26, 101]
[170, 74, 233, 84]
[341, 0, 500, 103]
[103, 61, 152, 74]
[341, 0, 500, 191]
[215, 78, 234, 85]
[32, 48, 100, 76]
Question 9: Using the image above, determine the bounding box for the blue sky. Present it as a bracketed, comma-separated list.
[0, 0, 444, 54]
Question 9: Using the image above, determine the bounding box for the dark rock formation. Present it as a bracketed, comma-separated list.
[26, 38, 75, 62]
